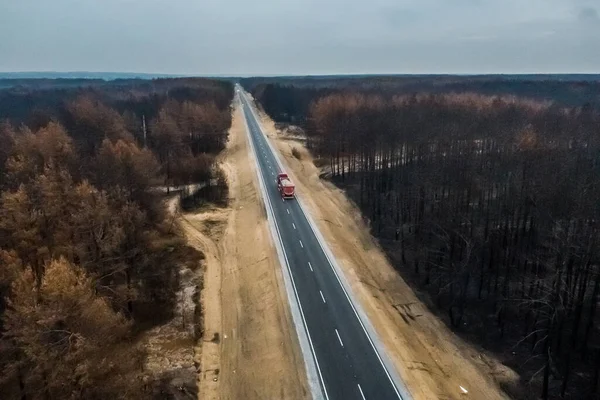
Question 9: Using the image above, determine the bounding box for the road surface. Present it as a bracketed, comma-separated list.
[237, 86, 411, 400]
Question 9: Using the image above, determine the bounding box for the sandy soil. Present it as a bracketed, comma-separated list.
[256, 108, 518, 400]
[179, 103, 309, 400]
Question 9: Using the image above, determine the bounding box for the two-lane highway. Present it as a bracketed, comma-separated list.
[238, 86, 411, 400]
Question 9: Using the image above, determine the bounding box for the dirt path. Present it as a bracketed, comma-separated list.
[179, 103, 309, 400]
[255, 108, 517, 400]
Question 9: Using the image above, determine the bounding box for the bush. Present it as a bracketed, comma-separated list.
[313, 158, 328, 168]
[291, 147, 302, 160]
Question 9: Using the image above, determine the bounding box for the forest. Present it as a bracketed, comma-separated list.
[250, 78, 600, 399]
[244, 75, 600, 127]
[0, 78, 233, 399]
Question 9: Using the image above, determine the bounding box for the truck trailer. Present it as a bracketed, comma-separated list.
[276, 172, 295, 199]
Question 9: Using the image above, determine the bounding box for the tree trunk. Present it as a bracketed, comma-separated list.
[592, 348, 600, 398]
[126, 269, 133, 315]
[43, 370, 51, 400]
[583, 273, 600, 351]
[561, 350, 571, 397]
[18, 367, 26, 400]
[542, 331, 552, 400]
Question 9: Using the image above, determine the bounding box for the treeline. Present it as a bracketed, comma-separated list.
[306, 93, 600, 399]
[1, 77, 233, 127]
[244, 76, 600, 125]
[0, 78, 233, 399]
[247, 83, 335, 124]
[1, 78, 233, 188]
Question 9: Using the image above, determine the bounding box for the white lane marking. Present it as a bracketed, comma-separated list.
[358, 384, 366, 400]
[287, 209, 290, 214]
[319, 291, 326, 303]
[335, 329, 344, 347]
[240, 92, 329, 400]
[272, 172, 274, 176]
[308, 262, 313, 271]
[293, 223, 296, 230]
[299, 240, 304, 248]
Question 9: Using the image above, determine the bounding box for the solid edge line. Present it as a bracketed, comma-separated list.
[244, 91, 413, 400]
[239, 91, 328, 400]
[358, 384, 366, 400]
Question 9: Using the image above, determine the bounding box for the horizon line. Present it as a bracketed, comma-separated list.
[1, 71, 600, 79]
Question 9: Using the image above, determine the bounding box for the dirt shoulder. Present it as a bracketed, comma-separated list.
[177, 102, 309, 400]
[256, 109, 517, 400]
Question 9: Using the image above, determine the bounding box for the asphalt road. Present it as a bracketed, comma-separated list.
[238, 87, 409, 400]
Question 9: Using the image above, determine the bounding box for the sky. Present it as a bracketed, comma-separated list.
[0, 0, 599, 75]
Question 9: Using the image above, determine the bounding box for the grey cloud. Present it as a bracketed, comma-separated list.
[380, 6, 423, 28]
[0, 0, 598, 74]
[579, 7, 599, 22]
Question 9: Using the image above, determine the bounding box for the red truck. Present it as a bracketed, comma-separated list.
[277, 172, 295, 199]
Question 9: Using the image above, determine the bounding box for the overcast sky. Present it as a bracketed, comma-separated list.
[1, 0, 599, 75]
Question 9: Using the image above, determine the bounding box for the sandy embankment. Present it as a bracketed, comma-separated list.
[178, 102, 309, 400]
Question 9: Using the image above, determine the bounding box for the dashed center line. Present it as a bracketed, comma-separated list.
[308, 262, 313, 271]
[335, 329, 344, 347]
[299, 240, 304, 248]
[292, 223, 296, 230]
[287, 209, 290, 214]
[358, 384, 366, 400]
[319, 290, 326, 303]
